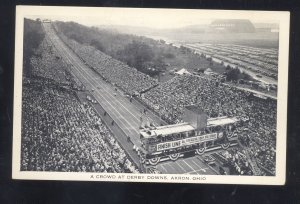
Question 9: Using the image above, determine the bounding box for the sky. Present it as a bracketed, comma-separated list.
[28, 7, 280, 29]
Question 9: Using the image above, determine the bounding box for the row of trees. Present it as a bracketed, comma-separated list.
[56, 21, 247, 79]
[55, 22, 203, 77]
[55, 21, 165, 74]
[114, 41, 166, 76]
[23, 18, 45, 77]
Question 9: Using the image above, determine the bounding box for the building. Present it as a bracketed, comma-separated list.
[208, 19, 256, 33]
[183, 105, 208, 130]
[204, 68, 219, 77]
[175, 68, 190, 75]
[42, 19, 52, 23]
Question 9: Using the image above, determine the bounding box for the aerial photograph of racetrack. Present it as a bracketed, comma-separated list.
[20, 10, 279, 177]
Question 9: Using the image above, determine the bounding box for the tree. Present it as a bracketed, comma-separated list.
[23, 18, 45, 77]
[119, 41, 155, 70]
[198, 68, 205, 73]
[69, 33, 84, 44]
[90, 39, 106, 52]
[226, 68, 240, 82]
[226, 65, 231, 70]
[163, 52, 175, 59]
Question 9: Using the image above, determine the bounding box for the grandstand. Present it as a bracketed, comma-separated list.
[42, 19, 51, 23]
[209, 19, 256, 33]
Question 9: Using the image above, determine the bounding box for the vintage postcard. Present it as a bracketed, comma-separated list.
[13, 6, 289, 184]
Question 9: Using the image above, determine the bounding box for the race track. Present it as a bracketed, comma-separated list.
[43, 22, 233, 175]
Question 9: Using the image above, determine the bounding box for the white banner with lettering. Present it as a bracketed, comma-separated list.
[156, 133, 218, 151]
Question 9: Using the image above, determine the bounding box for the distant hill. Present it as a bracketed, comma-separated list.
[97, 20, 279, 36]
[96, 21, 279, 48]
[97, 24, 208, 37]
[97, 25, 158, 35]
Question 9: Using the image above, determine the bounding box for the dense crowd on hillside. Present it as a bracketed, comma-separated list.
[21, 82, 139, 173]
[142, 74, 276, 175]
[246, 130, 276, 175]
[54, 28, 158, 95]
[21, 21, 277, 176]
[219, 148, 253, 176]
[30, 36, 68, 84]
[30, 36, 84, 90]
[21, 28, 139, 173]
[189, 43, 278, 79]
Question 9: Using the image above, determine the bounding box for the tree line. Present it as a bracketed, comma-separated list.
[54, 21, 199, 77]
[23, 18, 45, 77]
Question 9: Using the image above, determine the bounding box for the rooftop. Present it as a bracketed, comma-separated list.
[185, 105, 205, 115]
[140, 116, 239, 138]
[207, 116, 238, 127]
[140, 123, 194, 138]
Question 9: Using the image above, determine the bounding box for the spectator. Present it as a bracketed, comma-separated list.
[141, 73, 276, 174]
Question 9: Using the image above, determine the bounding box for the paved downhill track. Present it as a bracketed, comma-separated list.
[42, 22, 231, 175]
[43, 23, 161, 148]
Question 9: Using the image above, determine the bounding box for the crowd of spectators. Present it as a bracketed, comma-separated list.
[30, 35, 68, 84]
[22, 22, 277, 175]
[21, 82, 139, 173]
[219, 148, 253, 176]
[187, 43, 278, 79]
[54, 26, 158, 95]
[30, 35, 84, 90]
[142, 74, 276, 175]
[21, 33, 139, 173]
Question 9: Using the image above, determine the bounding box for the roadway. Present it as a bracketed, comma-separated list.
[43, 23, 164, 150]
[154, 142, 237, 175]
[156, 156, 216, 175]
[43, 22, 237, 175]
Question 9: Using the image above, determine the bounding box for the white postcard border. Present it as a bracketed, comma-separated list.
[13, 6, 290, 185]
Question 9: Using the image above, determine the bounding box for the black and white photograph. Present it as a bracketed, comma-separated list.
[13, 6, 289, 184]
